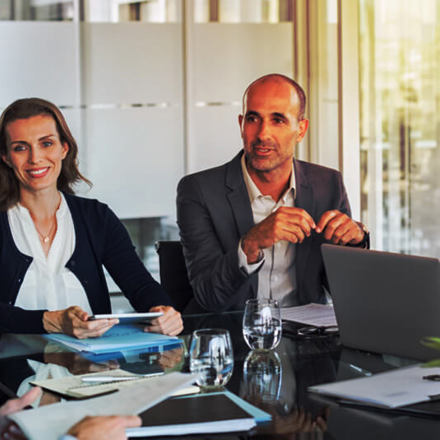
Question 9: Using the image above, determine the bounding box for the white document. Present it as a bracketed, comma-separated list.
[128, 419, 256, 437]
[31, 369, 164, 398]
[281, 303, 337, 327]
[31, 369, 200, 399]
[309, 364, 440, 408]
[10, 372, 198, 440]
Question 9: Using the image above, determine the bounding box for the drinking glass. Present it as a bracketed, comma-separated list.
[189, 328, 234, 389]
[242, 298, 282, 350]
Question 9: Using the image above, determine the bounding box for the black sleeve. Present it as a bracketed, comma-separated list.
[177, 175, 249, 312]
[0, 305, 46, 334]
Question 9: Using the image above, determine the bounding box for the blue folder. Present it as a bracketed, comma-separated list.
[45, 324, 180, 354]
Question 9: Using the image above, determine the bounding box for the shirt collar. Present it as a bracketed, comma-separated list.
[240, 153, 296, 204]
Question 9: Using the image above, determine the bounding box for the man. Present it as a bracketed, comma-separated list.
[0, 387, 141, 440]
[177, 74, 368, 312]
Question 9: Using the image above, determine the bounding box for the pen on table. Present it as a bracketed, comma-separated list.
[81, 372, 164, 383]
[423, 374, 440, 381]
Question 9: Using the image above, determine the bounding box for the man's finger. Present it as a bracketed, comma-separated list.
[329, 221, 352, 244]
[280, 207, 316, 230]
[280, 224, 305, 243]
[316, 210, 340, 233]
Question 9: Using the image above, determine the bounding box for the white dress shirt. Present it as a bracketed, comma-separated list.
[238, 154, 298, 306]
[8, 193, 92, 314]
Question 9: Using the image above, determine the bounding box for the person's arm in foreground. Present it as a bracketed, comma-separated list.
[65, 415, 141, 440]
[0, 387, 141, 440]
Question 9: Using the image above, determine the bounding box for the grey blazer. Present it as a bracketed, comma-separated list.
[177, 151, 352, 312]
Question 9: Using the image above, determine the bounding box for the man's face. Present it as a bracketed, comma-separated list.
[239, 79, 308, 176]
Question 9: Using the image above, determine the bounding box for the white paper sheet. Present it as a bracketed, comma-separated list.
[309, 364, 440, 408]
[281, 303, 337, 327]
[10, 372, 198, 440]
[31, 369, 200, 399]
[127, 419, 256, 437]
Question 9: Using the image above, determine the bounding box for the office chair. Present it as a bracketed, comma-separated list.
[155, 240, 194, 313]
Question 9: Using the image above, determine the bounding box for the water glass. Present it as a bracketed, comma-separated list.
[243, 298, 282, 350]
[189, 328, 234, 389]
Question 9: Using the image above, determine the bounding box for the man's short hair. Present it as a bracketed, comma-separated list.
[243, 74, 307, 120]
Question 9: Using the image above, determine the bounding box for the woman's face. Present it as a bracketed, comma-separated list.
[1, 114, 68, 195]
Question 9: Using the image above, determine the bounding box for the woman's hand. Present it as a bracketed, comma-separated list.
[145, 306, 183, 336]
[43, 306, 118, 339]
[67, 415, 141, 440]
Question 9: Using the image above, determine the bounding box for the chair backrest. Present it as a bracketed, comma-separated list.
[155, 240, 194, 313]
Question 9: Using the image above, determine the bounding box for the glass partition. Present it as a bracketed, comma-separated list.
[1, 0, 299, 291]
[359, 0, 440, 257]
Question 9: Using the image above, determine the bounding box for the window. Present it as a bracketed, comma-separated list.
[359, 0, 440, 257]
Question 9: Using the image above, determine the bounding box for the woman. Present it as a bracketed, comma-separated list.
[0, 98, 182, 338]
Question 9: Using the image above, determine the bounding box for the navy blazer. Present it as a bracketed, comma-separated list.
[0, 193, 171, 334]
[177, 151, 352, 312]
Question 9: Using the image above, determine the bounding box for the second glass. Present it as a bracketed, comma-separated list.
[189, 328, 234, 389]
[243, 298, 282, 350]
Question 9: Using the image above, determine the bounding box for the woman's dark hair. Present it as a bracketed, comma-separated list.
[0, 97, 91, 210]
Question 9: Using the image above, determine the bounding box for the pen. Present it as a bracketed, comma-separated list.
[423, 374, 440, 381]
[81, 372, 164, 383]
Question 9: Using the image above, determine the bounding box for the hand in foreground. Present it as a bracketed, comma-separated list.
[316, 210, 364, 245]
[145, 306, 183, 336]
[0, 387, 42, 440]
[43, 306, 119, 339]
[241, 207, 316, 263]
[0, 387, 41, 416]
[67, 415, 141, 440]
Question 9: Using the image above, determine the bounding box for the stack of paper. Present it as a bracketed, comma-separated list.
[127, 391, 271, 437]
[309, 364, 440, 408]
[45, 324, 180, 353]
[31, 369, 199, 399]
[281, 303, 337, 327]
[10, 372, 199, 440]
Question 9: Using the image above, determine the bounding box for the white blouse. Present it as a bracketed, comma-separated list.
[8, 194, 92, 314]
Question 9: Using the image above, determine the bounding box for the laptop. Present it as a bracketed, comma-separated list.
[321, 244, 440, 361]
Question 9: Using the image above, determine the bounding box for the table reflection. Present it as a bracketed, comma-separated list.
[240, 343, 330, 439]
[242, 350, 282, 404]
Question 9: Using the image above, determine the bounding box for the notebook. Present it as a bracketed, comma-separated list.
[126, 391, 271, 437]
[321, 244, 440, 361]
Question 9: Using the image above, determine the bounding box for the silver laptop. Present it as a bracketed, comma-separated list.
[321, 244, 440, 361]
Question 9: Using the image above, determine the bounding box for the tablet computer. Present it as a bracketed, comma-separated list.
[88, 312, 163, 323]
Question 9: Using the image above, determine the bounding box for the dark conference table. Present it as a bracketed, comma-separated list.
[1, 311, 440, 439]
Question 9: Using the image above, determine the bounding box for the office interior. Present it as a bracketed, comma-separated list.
[1, 1, 440, 438]
[1, 0, 439, 301]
